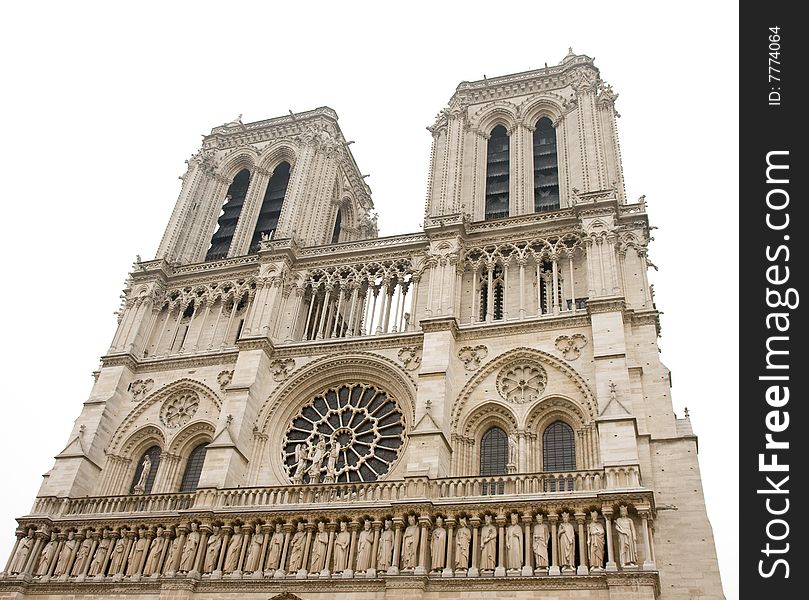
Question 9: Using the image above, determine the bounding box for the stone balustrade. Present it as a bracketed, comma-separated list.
[27, 467, 641, 519]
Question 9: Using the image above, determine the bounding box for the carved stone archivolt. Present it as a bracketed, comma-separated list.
[130, 379, 154, 401]
[397, 347, 422, 371]
[458, 345, 488, 371]
[282, 384, 405, 484]
[555, 334, 587, 360]
[270, 359, 296, 382]
[160, 391, 200, 429]
[497, 364, 547, 404]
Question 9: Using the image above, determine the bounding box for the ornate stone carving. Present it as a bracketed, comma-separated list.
[615, 504, 638, 567]
[458, 345, 488, 371]
[270, 358, 295, 382]
[282, 383, 404, 483]
[130, 379, 154, 401]
[587, 510, 606, 570]
[497, 363, 547, 404]
[159, 391, 200, 429]
[558, 512, 576, 570]
[397, 347, 422, 371]
[216, 370, 233, 391]
[555, 334, 588, 360]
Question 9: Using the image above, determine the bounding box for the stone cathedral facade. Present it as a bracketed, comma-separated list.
[1, 52, 724, 600]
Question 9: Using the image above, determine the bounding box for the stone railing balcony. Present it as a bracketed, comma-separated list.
[28, 466, 643, 519]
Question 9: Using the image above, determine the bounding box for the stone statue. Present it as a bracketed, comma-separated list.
[307, 436, 326, 483]
[107, 532, 128, 574]
[133, 455, 152, 494]
[479, 515, 497, 571]
[202, 525, 222, 573]
[71, 535, 93, 576]
[178, 523, 200, 572]
[505, 512, 522, 570]
[508, 434, 518, 467]
[614, 505, 638, 567]
[454, 517, 471, 570]
[88, 532, 110, 577]
[587, 511, 605, 569]
[126, 529, 149, 576]
[355, 520, 373, 572]
[309, 522, 328, 572]
[143, 529, 165, 576]
[223, 528, 243, 573]
[333, 521, 350, 572]
[9, 531, 33, 574]
[54, 531, 77, 576]
[36, 533, 57, 576]
[430, 516, 447, 571]
[243, 526, 264, 573]
[163, 530, 181, 574]
[532, 514, 549, 568]
[401, 515, 419, 570]
[266, 523, 284, 571]
[377, 520, 394, 571]
[287, 522, 306, 572]
[325, 441, 341, 483]
[292, 443, 308, 484]
[558, 512, 576, 568]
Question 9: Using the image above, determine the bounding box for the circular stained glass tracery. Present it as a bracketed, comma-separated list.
[282, 384, 405, 483]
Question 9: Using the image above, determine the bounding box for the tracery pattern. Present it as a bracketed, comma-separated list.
[160, 391, 200, 428]
[282, 384, 405, 483]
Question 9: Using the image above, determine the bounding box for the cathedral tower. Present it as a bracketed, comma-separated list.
[1, 52, 724, 600]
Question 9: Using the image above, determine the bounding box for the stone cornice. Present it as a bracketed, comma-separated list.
[273, 332, 424, 358]
[101, 350, 239, 374]
[419, 317, 460, 337]
[451, 54, 597, 106]
[206, 107, 340, 145]
[466, 209, 579, 236]
[457, 314, 591, 340]
[0, 570, 659, 593]
[586, 298, 626, 315]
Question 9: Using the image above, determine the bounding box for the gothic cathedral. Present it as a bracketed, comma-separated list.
[1, 51, 724, 600]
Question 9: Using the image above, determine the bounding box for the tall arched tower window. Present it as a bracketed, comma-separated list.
[129, 446, 162, 495]
[249, 161, 291, 253]
[206, 168, 252, 261]
[533, 117, 560, 212]
[542, 420, 576, 471]
[479, 426, 508, 476]
[484, 125, 510, 220]
[331, 208, 342, 244]
[179, 443, 208, 492]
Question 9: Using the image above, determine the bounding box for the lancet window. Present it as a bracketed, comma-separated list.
[129, 446, 161, 495]
[484, 125, 510, 220]
[249, 161, 291, 253]
[179, 443, 208, 493]
[205, 168, 251, 261]
[533, 117, 560, 212]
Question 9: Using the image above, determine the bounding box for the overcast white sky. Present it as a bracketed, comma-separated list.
[0, 1, 737, 595]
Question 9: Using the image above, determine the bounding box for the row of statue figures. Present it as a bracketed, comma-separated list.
[3, 506, 647, 582]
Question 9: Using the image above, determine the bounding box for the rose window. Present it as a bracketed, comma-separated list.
[160, 391, 200, 428]
[282, 384, 405, 483]
[496, 363, 547, 404]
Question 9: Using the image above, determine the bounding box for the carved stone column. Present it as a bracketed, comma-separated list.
[321, 522, 335, 578]
[548, 513, 560, 576]
[257, 524, 271, 578]
[275, 522, 292, 579]
[603, 508, 617, 571]
[415, 517, 429, 576]
[99, 529, 117, 578]
[3, 530, 25, 576]
[168, 525, 187, 576]
[389, 517, 403, 575]
[214, 526, 230, 578]
[236, 524, 251, 575]
[576, 512, 588, 575]
[191, 525, 209, 578]
[21, 530, 46, 579]
[298, 522, 314, 579]
[78, 530, 99, 580]
[468, 516, 480, 577]
[157, 527, 172, 577]
[639, 511, 656, 570]
[494, 514, 506, 577]
[521, 513, 534, 576]
[367, 520, 381, 578]
[442, 518, 455, 578]
[343, 520, 359, 578]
